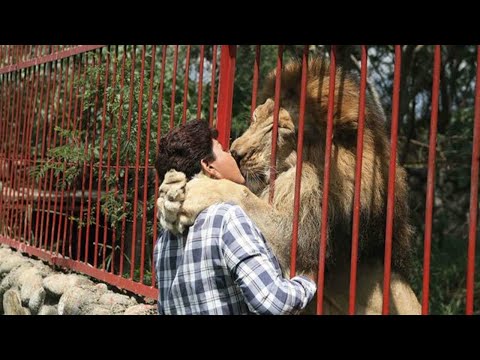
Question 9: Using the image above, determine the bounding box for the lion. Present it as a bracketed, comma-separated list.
[157, 57, 421, 314]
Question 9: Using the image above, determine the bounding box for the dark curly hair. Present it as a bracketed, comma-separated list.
[155, 119, 218, 183]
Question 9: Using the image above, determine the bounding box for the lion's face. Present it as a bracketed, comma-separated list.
[230, 98, 297, 194]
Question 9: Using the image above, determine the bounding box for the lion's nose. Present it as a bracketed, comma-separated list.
[264, 98, 275, 111]
[230, 150, 243, 165]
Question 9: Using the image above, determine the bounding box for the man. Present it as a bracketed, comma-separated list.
[154, 119, 316, 315]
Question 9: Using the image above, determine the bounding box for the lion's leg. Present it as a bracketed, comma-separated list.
[322, 261, 421, 315]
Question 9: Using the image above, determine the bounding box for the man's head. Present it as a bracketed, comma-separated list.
[155, 119, 245, 184]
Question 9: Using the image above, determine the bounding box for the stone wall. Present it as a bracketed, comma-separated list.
[0, 245, 158, 315]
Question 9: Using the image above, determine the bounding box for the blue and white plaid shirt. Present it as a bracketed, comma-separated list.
[154, 202, 316, 315]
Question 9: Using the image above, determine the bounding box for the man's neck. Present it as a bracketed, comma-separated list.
[193, 172, 211, 180]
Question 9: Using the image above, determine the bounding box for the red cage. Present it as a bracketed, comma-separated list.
[0, 45, 478, 314]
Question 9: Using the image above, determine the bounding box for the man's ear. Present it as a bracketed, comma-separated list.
[200, 159, 222, 179]
[200, 158, 220, 179]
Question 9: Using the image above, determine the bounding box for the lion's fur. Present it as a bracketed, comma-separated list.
[231, 57, 414, 279]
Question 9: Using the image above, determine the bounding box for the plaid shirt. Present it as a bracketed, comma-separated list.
[154, 203, 316, 315]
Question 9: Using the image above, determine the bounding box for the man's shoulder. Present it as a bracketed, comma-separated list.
[195, 203, 249, 228]
[199, 202, 243, 217]
[157, 228, 184, 245]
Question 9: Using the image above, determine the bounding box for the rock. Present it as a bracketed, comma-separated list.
[86, 306, 112, 315]
[19, 267, 44, 305]
[0, 247, 13, 263]
[3, 289, 30, 315]
[98, 292, 138, 314]
[123, 304, 158, 315]
[38, 305, 58, 315]
[0, 255, 29, 276]
[1, 263, 34, 298]
[43, 274, 93, 298]
[28, 287, 46, 314]
[99, 292, 137, 307]
[58, 284, 108, 315]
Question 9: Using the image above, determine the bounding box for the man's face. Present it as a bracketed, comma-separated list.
[209, 139, 245, 184]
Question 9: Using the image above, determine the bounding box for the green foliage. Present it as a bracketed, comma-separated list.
[32, 45, 219, 278]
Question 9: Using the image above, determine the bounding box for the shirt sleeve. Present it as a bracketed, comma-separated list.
[220, 205, 317, 315]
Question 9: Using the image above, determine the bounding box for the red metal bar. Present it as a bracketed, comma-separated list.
[12, 67, 29, 241]
[98, 46, 112, 269]
[113, 46, 128, 273]
[12, 67, 31, 242]
[4, 45, 9, 65]
[466, 46, 480, 315]
[2, 72, 15, 235]
[67, 57, 84, 260]
[93, 48, 111, 268]
[131, 45, 147, 279]
[103, 46, 119, 271]
[77, 53, 94, 261]
[30, 64, 47, 247]
[6, 70, 21, 237]
[120, 44, 137, 275]
[317, 46, 337, 315]
[268, 46, 284, 204]
[349, 45, 368, 315]
[67, 54, 86, 262]
[197, 45, 205, 119]
[45, 60, 64, 254]
[13, 46, 19, 65]
[15, 68, 29, 241]
[5, 70, 21, 239]
[383, 45, 402, 314]
[290, 45, 308, 277]
[34, 63, 53, 250]
[84, 49, 103, 264]
[169, 45, 179, 128]
[209, 45, 218, 127]
[25, 66, 41, 246]
[22, 67, 38, 244]
[140, 45, 156, 283]
[182, 45, 191, 124]
[48, 59, 65, 255]
[60, 57, 77, 257]
[35, 67, 48, 248]
[422, 45, 441, 315]
[4, 71, 17, 238]
[0, 74, 6, 231]
[157, 45, 167, 134]
[1, 72, 12, 237]
[216, 45, 237, 150]
[40, 60, 60, 252]
[37, 60, 59, 252]
[8, 69, 24, 238]
[18, 69, 35, 241]
[152, 45, 168, 287]
[0, 45, 105, 75]
[8, 46, 13, 65]
[250, 45, 261, 120]
[6, 69, 20, 240]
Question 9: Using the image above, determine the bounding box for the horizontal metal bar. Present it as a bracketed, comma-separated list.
[0, 235, 157, 301]
[0, 45, 105, 74]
